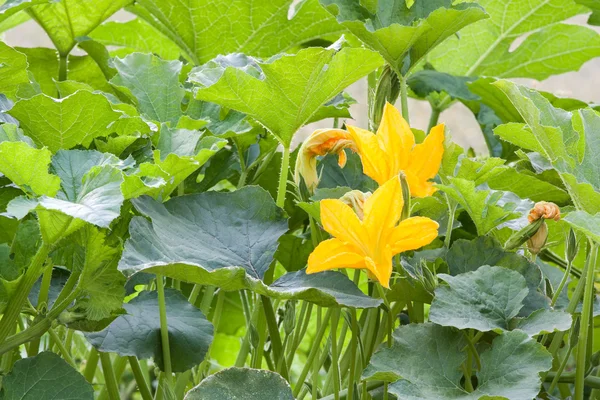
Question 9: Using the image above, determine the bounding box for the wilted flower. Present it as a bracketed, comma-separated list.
[306, 176, 439, 288]
[347, 102, 445, 197]
[526, 201, 560, 254]
[294, 129, 357, 192]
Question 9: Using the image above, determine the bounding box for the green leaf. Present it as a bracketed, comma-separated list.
[0, 0, 48, 25]
[512, 309, 573, 337]
[86, 289, 213, 372]
[0, 352, 93, 399]
[110, 53, 185, 124]
[27, 0, 132, 55]
[364, 324, 552, 400]
[275, 234, 313, 272]
[407, 69, 478, 101]
[190, 47, 383, 146]
[436, 177, 521, 236]
[184, 368, 294, 400]
[9, 91, 122, 152]
[320, 0, 488, 74]
[89, 18, 181, 60]
[318, 151, 377, 192]
[429, 0, 600, 80]
[430, 265, 529, 332]
[130, 0, 344, 64]
[564, 210, 600, 243]
[0, 42, 30, 100]
[0, 141, 61, 196]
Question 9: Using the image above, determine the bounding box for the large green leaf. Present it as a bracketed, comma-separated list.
[0, 42, 30, 100]
[0, 141, 60, 196]
[363, 324, 552, 400]
[27, 0, 132, 55]
[190, 46, 383, 146]
[429, 0, 600, 80]
[319, 0, 488, 74]
[9, 91, 122, 152]
[130, 0, 344, 64]
[89, 19, 181, 60]
[564, 210, 600, 243]
[495, 80, 600, 214]
[118, 187, 380, 307]
[0, 352, 93, 399]
[110, 53, 185, 124]
[87, 289, 213, 372]
[184, 368, 294, 400]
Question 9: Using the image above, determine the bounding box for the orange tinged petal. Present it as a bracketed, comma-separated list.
[377, 102, 414, 173]
[347, 125, 390, 185]
[320, 199, 366, 252]
[363, 176, 403, 241]
[405, 172, 437, 198]
[390, 217, 439, 253]
[337, 149, 347, 168]
[307, 238, 365, 274]
[408, 123, 444, 181]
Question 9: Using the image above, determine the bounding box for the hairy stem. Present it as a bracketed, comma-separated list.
[276, 145, 291, 208]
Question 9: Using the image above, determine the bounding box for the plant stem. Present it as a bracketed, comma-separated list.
[546, 372, 600, 389]
[83, 347, 100, 383]
[319, 380, 385, 400]
[551, 258, 572, 307]
[0, 244, 50, 344]
[276, 145, 291, 208]
[549, 346, 573, 394]
[48, 328, 75, 367]
[293, 308, 333, 398]
[261, 295, 289, 379]
[330, 309, 341, 400]
[58, 53, 68, 82]
[427, 106, 441, 132]
[99, 352, 120, 400]
[199, 286, 216, 315]
[444, 195, 457, 248]
[28, 261, 54, 356]
[400, 75, 410, 124]
[575, 243, 598, 400]
[347, 309, 358, 400]
[128, 357, 153, 400]
[156, 275, 173, 384]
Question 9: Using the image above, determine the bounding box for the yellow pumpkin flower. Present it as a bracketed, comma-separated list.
[294, 128, 357, 192]
[347, 102, 445, 197]
[306, 176, 439, 288]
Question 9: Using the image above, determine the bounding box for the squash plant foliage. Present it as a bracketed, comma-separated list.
[1, 0, 600, 399]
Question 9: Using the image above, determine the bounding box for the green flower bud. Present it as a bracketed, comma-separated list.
[504, 217, 544, 251]
[370, 65, 400, 131]
[566, 228, 579, 264]
[283, 301, 296, 335]
[399, 172, 411, 221]
[249, 324, 260, 350]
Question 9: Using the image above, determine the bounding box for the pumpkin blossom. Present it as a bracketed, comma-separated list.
[306, 176, 439, 287]
[347, 102, 445, 197]
[294, 128, 357, 192]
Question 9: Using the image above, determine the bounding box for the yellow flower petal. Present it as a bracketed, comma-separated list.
[347, 125, 390, 185]
[408, 123, 445, 181]
[364, 245, 393, 288]
[405, 172, 437, 198]
[390, 217, 439, 253]
[307, 238, 365, 274]
[363, 176, 403, 240]
[320, 199, 367, 252]
[377, 102, 413, 173]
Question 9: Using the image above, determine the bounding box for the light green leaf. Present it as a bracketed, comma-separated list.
[190, 47, 383, 146]
[430, 266, 529, 332]
[110, 53, 185, 124]
[0, 42, 30, 100]
[0, 352, 93, 399]
[9, 91, 122, 152]
[130, 0, 344, 64]
[364, 324, 552, 400]
[407, 70, 478, 101]
[564, 210, 600, 243]
[0, 0, 47, 24]
[86, 289, 213, 372]
[429, 0, 599, 80]
[89, 18, 181, 60]
[512, 309, 573, 337]
[184, 368, 294, 400]
[27, 0, 132, 55]
[436, 177, 520, 235]
[0, 141, 60, 196]
[320, 0, 488, 73]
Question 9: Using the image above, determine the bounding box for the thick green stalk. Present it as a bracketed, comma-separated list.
[156, 275, 173, 384]
[128, 357, 153, 400]
[58, 53, 68, 82]
[98, 356, 127, 400]
[427, 106, 441, 132]
[199, 286, 216, 315]
[346, 309, 358, 400]
[329, 309, 341, 400]
[319, 380, 386, 400]
[48, 328, 76, 367]
[276, 146, 291, 208]
[0, 244, 50, 344]
[28, 261, 54, 356]
[84, 348, 100, 383]
[261, 295, 288, 378]
[400, 75, 410, 124]
[99, 352, 120, 400]
[575, 243, 598, 400]
[551, 259, 573, 307]
[293, 308, 333, 397]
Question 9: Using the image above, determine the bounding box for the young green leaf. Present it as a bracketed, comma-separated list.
[190, 47, 383, 146]
[184, 368, 294, 400]
[0, 141, 60, 196]
[0, 42, 30, 100]
[319, 0, 488, 74]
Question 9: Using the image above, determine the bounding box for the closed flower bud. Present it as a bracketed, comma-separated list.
[283, 301, 296, 335]
[527, 220, 548, 255]
[399, 172, 411, 220]
[566, 228, 578, 264]
[505, 217, 545, 251]
[528, 201, 561, 223]
[249, 324, 260, 349]
[339, 190, 371, 220]
[371, 65, 400, 131]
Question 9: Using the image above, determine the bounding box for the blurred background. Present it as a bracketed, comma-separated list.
[5, 12, 598, 154]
